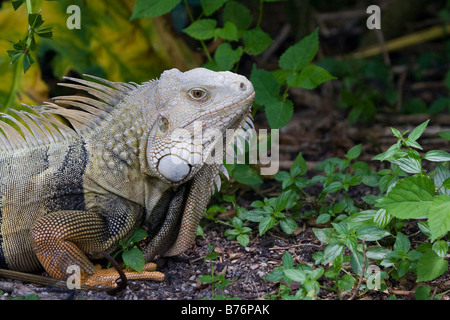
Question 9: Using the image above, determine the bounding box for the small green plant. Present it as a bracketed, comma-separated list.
[110, 228, 148, 273]
[265, 251, 325, 300]
[199, 245, 239, 300]
[7, 0, 53, 73]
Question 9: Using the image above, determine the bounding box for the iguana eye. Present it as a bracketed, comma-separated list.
[158, 117, 169, 133]
[188, 88, 207, 101]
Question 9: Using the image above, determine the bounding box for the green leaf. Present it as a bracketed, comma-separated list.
[22, 53, 34, 73]
[28, 13, 44, 29]
[373, 209, 392, 228]
[223, 1, 252, 30]
[287, 65, 336, 89]
[265, 98, 294, 129]
[11, 0, 24, 10]
[346, 144, 362, 161]
[250, 66, 280, 107]
[322, 243, 345, 264]
[214, 43, 243, 70]
[427, 194, 450, 240]
[415, 286, 432, 300]
[259, 216, 276, 235]
[376, 175, 435, 218]
[366, 247, 391, 260]
[200, 0, 227, 16]
[280, 217, 298, 234]
[290, 152, 307, 177]
[416, 250, 448, 282]
[237, 234, 250, 247]
[230, 164, 263, 188]
[316, 213, 331, 224]
[350, 251, 366, 276]
[214, 22, 239, 41]
[243, 28, 273, 55]
[182, 19, 217, 40]
[282, 251, 294, 269]
[434, 164, 450, 195]
[393, 232, 410, 254]
[423, 150, 450, 162]
[284, 269, 306, 282]
[437, 130, 450, 141]
[432, 240, 448, 258]
[130, 0, 181, 19]
[356, 226, 391, 241]
[264, 269, 284, 282]
[337, 274, 354, 291]
[391, 158, 422, 174]
[127, 228, 149, 244]
[279, 28, 319, 72]
[35, 25, 53, 39]
[408, 120, 429, 142]
[122, 247, 145, 272]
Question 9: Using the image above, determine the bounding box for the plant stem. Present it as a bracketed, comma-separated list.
[4, 56, 22, 110]
[183, 0, 212, 61]
[256, 0, 264, 29]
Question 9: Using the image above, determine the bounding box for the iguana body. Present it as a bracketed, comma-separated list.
[0, 68, 254, 287]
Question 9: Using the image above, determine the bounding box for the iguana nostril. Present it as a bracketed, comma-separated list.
[239, 82, 246, 90]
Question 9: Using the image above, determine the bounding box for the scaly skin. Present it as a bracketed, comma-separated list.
[0, 68, 254, 288]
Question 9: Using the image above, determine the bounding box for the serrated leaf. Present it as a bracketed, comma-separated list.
[243, 28, 273, 55]
[250, 66, 280, 107]
[28, 13, 44, 29]
[11, 0, 24, 10]
[200, 0, 227, 16]
[282, 251, 294, 269]
[214, 21, 239, 41]
[182, 19, 217, 40]
[223, 1, 252, 30]
[287, 65, 336, 89]
[279, 28, 318, 72]
[290, 152, 307, 177]
[427, 194, 450, 241]
[416, 250, 448, 282]
[214, 42, 242, 70]
[265, 98, 294, 129]
[122, 247, 145, 273]
[130, 0, 181, 19]
[22, 53, 34, 73]
[376, 176, 435, 218]
[393, 232, 410, 254]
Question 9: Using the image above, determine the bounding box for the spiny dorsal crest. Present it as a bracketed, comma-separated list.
[0, 74, 139, 152]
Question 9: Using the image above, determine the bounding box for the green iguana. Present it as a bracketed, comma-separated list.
[0, 67, 255, 288]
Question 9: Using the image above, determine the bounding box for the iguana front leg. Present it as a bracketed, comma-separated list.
[30, 198, 164, 287]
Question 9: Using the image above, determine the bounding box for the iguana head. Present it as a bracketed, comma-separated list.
[143, 68, 255, 185]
